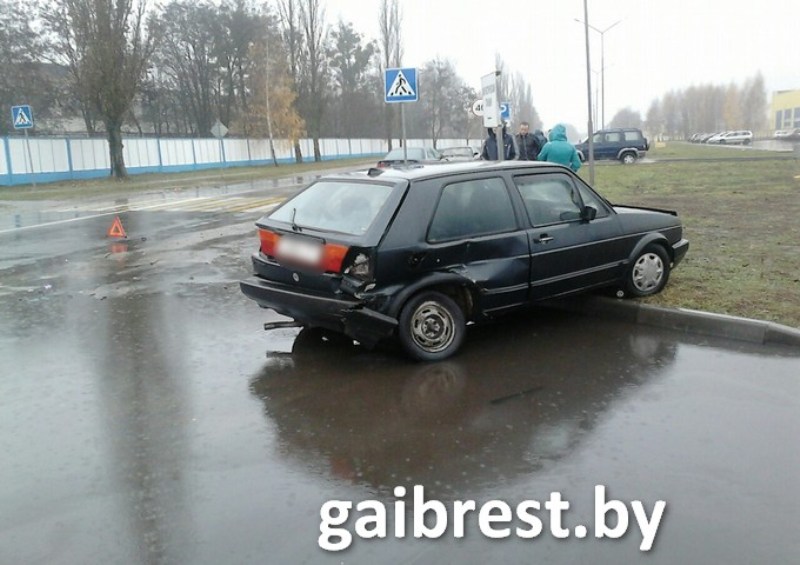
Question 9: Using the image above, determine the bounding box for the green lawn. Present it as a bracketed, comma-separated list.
[578, 144, 800, 328]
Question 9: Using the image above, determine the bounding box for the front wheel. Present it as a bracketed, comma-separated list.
[625, 244, 671, 297]
[398, 291, 465, 361]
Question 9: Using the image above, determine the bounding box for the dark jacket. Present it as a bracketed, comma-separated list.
[516, 132, 541, 160]
[538, 124, 582, 172]
[481, 127, 516, 160]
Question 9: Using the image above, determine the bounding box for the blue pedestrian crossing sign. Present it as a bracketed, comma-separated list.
[384, 68, 418, 103]
[12, 105, 34, 129]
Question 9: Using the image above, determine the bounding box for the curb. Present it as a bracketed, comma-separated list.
[542, 296, 800, 349]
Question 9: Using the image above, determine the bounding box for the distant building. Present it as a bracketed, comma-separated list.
[771, 89, 800, 131]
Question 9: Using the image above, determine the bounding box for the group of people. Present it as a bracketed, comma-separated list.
[480, 122, 581, 172]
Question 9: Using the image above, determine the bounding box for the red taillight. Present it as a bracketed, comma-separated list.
[321, 243, 349, 273]
[258, 229, 280, 256]
[259, 228, 349, 273]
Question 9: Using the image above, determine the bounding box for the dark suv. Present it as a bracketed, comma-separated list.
[240, 161, 688, 361]
[575, 128, 649, 164]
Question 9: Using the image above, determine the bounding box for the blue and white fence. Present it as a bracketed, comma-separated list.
[0, 136, 485, 186]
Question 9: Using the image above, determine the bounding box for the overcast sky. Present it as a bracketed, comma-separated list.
[327, 0, 797, 133]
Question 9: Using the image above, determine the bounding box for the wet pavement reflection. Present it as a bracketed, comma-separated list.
[1, 202, 799, 564]
[251, 320, 679, 500]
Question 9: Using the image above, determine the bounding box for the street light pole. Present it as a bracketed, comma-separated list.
[574, 17, 621, 130]
[582, 0, 594, 185]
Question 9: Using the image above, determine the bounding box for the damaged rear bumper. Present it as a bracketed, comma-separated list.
[239, 277, 397, 346]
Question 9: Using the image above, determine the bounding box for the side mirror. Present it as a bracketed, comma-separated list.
[582, 205, 597, 221]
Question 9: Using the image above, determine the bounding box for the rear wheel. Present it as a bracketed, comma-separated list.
[620, 152, 637, 164]
[625, 244, 671, 297]
[398, 291, 465, 361]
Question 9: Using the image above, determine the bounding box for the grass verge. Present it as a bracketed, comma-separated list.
[578, 145, 800, 328]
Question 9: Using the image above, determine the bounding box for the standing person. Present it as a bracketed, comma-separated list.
[481, 126, 516, 160]
[537, 123, 582, 172]
[515, 121, 540, 160]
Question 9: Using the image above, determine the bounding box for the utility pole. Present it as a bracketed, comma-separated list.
[582, 0, 595, 185]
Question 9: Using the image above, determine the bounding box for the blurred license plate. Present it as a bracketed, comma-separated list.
[277, 236, 322, 264]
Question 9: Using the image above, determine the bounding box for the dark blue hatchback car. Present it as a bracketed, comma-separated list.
[240, 161, 688, 361]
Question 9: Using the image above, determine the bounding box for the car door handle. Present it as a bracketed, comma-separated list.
[535, 234, 554, 244]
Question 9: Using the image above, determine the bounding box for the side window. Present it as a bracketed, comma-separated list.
[514, 173, 583, 226]
[605, 132, 622, 143]
[574, 181, 610, 219]
[624, 131, 642, 142]
[593, 132, 603, 144]
[428, 177, 517, 241]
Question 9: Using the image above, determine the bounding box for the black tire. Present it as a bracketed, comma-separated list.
[398, 291, 465, 361]
[624, 244, 671, 297]
[620, 152, 637, 164]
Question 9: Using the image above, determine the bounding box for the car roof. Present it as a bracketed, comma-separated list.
[327, 160, 561, 182]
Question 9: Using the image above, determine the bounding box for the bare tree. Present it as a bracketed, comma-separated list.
[277, 0, 305, 162]
[328, 20, 376, 138]
[151, 2, 217, 137]
[645, 99, 663, 139]
[298, 0, 328, 161]
[43, 0, 156, 178]
[607, 107, 643, 129]
[741, 73, 766, 133]
[379, 0, 402, 148]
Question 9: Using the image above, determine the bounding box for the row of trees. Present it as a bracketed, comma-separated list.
[1, 0, 544, 177]
[606, 73, 767, 139]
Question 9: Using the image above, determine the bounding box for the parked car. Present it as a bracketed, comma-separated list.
[240, 161, 689, 361]
[377, 147, 445, 167]
[575, 127, 649, 164]
[775, 128, 800, 140]
[440, 146, 480, 161]
[707, 130, 752, 145]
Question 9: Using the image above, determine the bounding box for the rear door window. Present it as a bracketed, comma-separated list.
[428, 177, 517, 241]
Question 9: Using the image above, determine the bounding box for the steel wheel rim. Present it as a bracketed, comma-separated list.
[410, 301, 455, 353]
[632, 253, 664, 292]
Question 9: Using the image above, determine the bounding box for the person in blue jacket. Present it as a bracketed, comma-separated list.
[537, 123, 582, 172]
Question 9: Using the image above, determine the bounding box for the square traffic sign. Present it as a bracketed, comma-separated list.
[12, 105, 34, 129]
[384, 68, 418, 103]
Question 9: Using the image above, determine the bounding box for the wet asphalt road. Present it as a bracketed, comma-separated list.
[1, 179, 799, 564]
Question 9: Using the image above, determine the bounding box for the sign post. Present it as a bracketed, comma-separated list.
[11, 105, 36, 188]
[384, 67, 418, 164]
[210, 119, 228, 174]
[481, 72, 504, 161]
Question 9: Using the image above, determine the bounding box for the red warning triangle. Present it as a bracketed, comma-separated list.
[107, 215, 127, 239]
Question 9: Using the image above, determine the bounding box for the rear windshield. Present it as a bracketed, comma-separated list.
[269, 181, 394, 236]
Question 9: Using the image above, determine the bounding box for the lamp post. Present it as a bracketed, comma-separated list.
[574, 17, 621, 129]
[581, 0, 595, 185]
